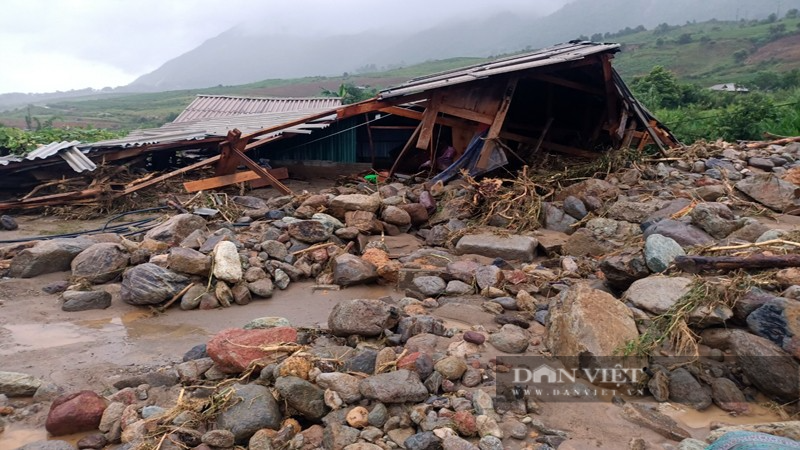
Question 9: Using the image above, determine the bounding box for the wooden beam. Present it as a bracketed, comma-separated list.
[600, 53, 620, 139]
[437, 103, 494, 125]
[183, 168, 289, 193]
[528, 73, 605, 96]
[499, 131, 600, 159]
[230, 147, 292, 195]
[335, 92, 429, 120]
[215, 130, 246, 176]
[389, 121, 423, 177]
[122, 154, 222, 195]
[416, 92, 442, 150]
[478, 77, 518, 169]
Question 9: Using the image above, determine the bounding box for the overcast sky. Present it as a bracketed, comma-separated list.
[0, 0, 566, 94]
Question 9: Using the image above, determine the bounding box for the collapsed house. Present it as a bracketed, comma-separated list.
[0, 41, 678, 211]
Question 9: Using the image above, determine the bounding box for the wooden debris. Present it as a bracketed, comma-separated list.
[674, 254, 800, 273]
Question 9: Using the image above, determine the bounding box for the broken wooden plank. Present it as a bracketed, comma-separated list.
[477, 77, 518, 169]
[675, 254, 800, 273]
[437, 103, 494, 125]
[183, 168, 289, 192]
[389, 122, 423, 177]
[230, 147, 291, 195]
[416, 92, 442, 150]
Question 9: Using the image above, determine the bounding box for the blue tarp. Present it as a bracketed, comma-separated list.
[430, 131, 508, 184]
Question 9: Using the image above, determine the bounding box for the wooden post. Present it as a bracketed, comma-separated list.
[215, 129, 246, 176]
[416, 92, 442, 150]
[389, 122, 423, 177]
[477, 77, 518, 169]
[365, 113, 376, 167]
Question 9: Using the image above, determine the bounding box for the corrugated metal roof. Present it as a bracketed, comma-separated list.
[173, 95, 343, 122]
[379, 41, 620, 99]
[83, 108, 338, 149]
[0, 141, 96, 172]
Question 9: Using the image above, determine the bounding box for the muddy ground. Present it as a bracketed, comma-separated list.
[0, 211, 786, 450]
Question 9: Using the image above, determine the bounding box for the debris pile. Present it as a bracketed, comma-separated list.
[1, 136, 800, 449]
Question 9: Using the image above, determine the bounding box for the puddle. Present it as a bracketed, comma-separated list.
[0, 323, 101, 356]
[0, 423, 91, 449]
[666, 402, 784, 429]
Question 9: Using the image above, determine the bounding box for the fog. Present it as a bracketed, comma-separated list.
[0, 0, 565, 93]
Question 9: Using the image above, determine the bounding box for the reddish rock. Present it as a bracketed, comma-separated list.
[396, 352, 423, 372]
[46, 390, 108, 436]
[452, 410, 478, 437]
[463, 331, 486, 345]
[207, 327, 298, 373]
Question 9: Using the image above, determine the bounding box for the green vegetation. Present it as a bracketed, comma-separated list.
[0, 126, 126, 155]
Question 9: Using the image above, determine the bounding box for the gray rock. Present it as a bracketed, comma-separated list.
[248, 278, 274, 298]
[643, 219, 714, 247]
[120, 263, 189, 305]
[446, 280, 474, 295]
[478, 436, 503, 450]
[456, 233, 538, 262]
[690, 202, 743, 239]
[397, 315, 446, 343]
[274, 268, 290, 290]
[10, 237, 93, 278]
[475, 265, 502, 290]
[434, 356, 467, 381]
[564, 218, 640, 257]
[359, 370, 428, 403]
[746, 298, 800, 351]
[607, 201, 662, 223]
[216, 383, 282, 443]
[70, 243, 129, 283]
[749, 157, 775, 170]
[180, 284, 206, 310]
[316, 372, 362, 404]
[404, 431, 442, 450]
[644, 234, 685, 273]
[244, 317, 291, 330]
[260, 240, 288, 260]
[600, 252, 650, 291]
[555, 178, 620, 202]
[288, 220, 333, 244]
[669, 368, 712, 410]
[0, 371, 42, 396]
[61, 290, 112, 312]
[0, 215, 18, 230]
[333, 254, 378, 286]
[324, 423, 361, 450]
[368, 403, 388, 427]
[199, 227, 238, 254]
[167, 247, 211, 276]
[144, 213, 206, 244]
[736, 174, 800, 213]
[730, 330, 800, 403]
[313, 213, 344, 230]
[202, 429, 235, 448]
[543, 203, 578, 235]
[275, 376, 329, 421]
[232, 195, 268, 209]
[488, 324, 529, 353]
[344, 349, 378, 374]
[413, 276, 446, 297]
[562, 195, 588, 220]
[330, 194, 382, 216]
[443, 435, 479, 450]
[624, 277, 692, 315]
[382, 206, 412, 226]
[213, 240, 243, 283]
[711, 377, 749, 414]
[328, 298, 396, 337]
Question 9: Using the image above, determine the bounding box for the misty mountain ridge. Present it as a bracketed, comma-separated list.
[129, 0, 800, 91]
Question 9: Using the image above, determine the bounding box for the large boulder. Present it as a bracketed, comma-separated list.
[546, 283, 641, 370]
[729, 330, 799, 403]
[736, 174, 800, 214]
[746, 298, 800, 354]
[287, 220, 333, 244]
[167, 247, 211, 276]
[455, 233, 538, 262]
[70, 243, 129, 283]
[329, 194, 381, 217]
[213, 241, 243, 283]
[45, 390, 108, 436]
[143, 213, 206, 245]
[275, 376, 329, 421]
[0, 371, 42, 397]
[328, 299, 397, 337]
[120, 263, 189, 305]
[10, 238, 94, 278]
[359, 370, 428, 403]
[207, 327, 298, 373]
[643, 219, 714, 247]
[332, 254, 377, 286]
[216, 384, 282, 443]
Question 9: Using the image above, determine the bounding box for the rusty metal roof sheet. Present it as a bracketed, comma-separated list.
[83, 108, 338, 149]
[379, 41, 620, 99]
[0, 140, 96, 172]
[173, 95, 343, 123]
